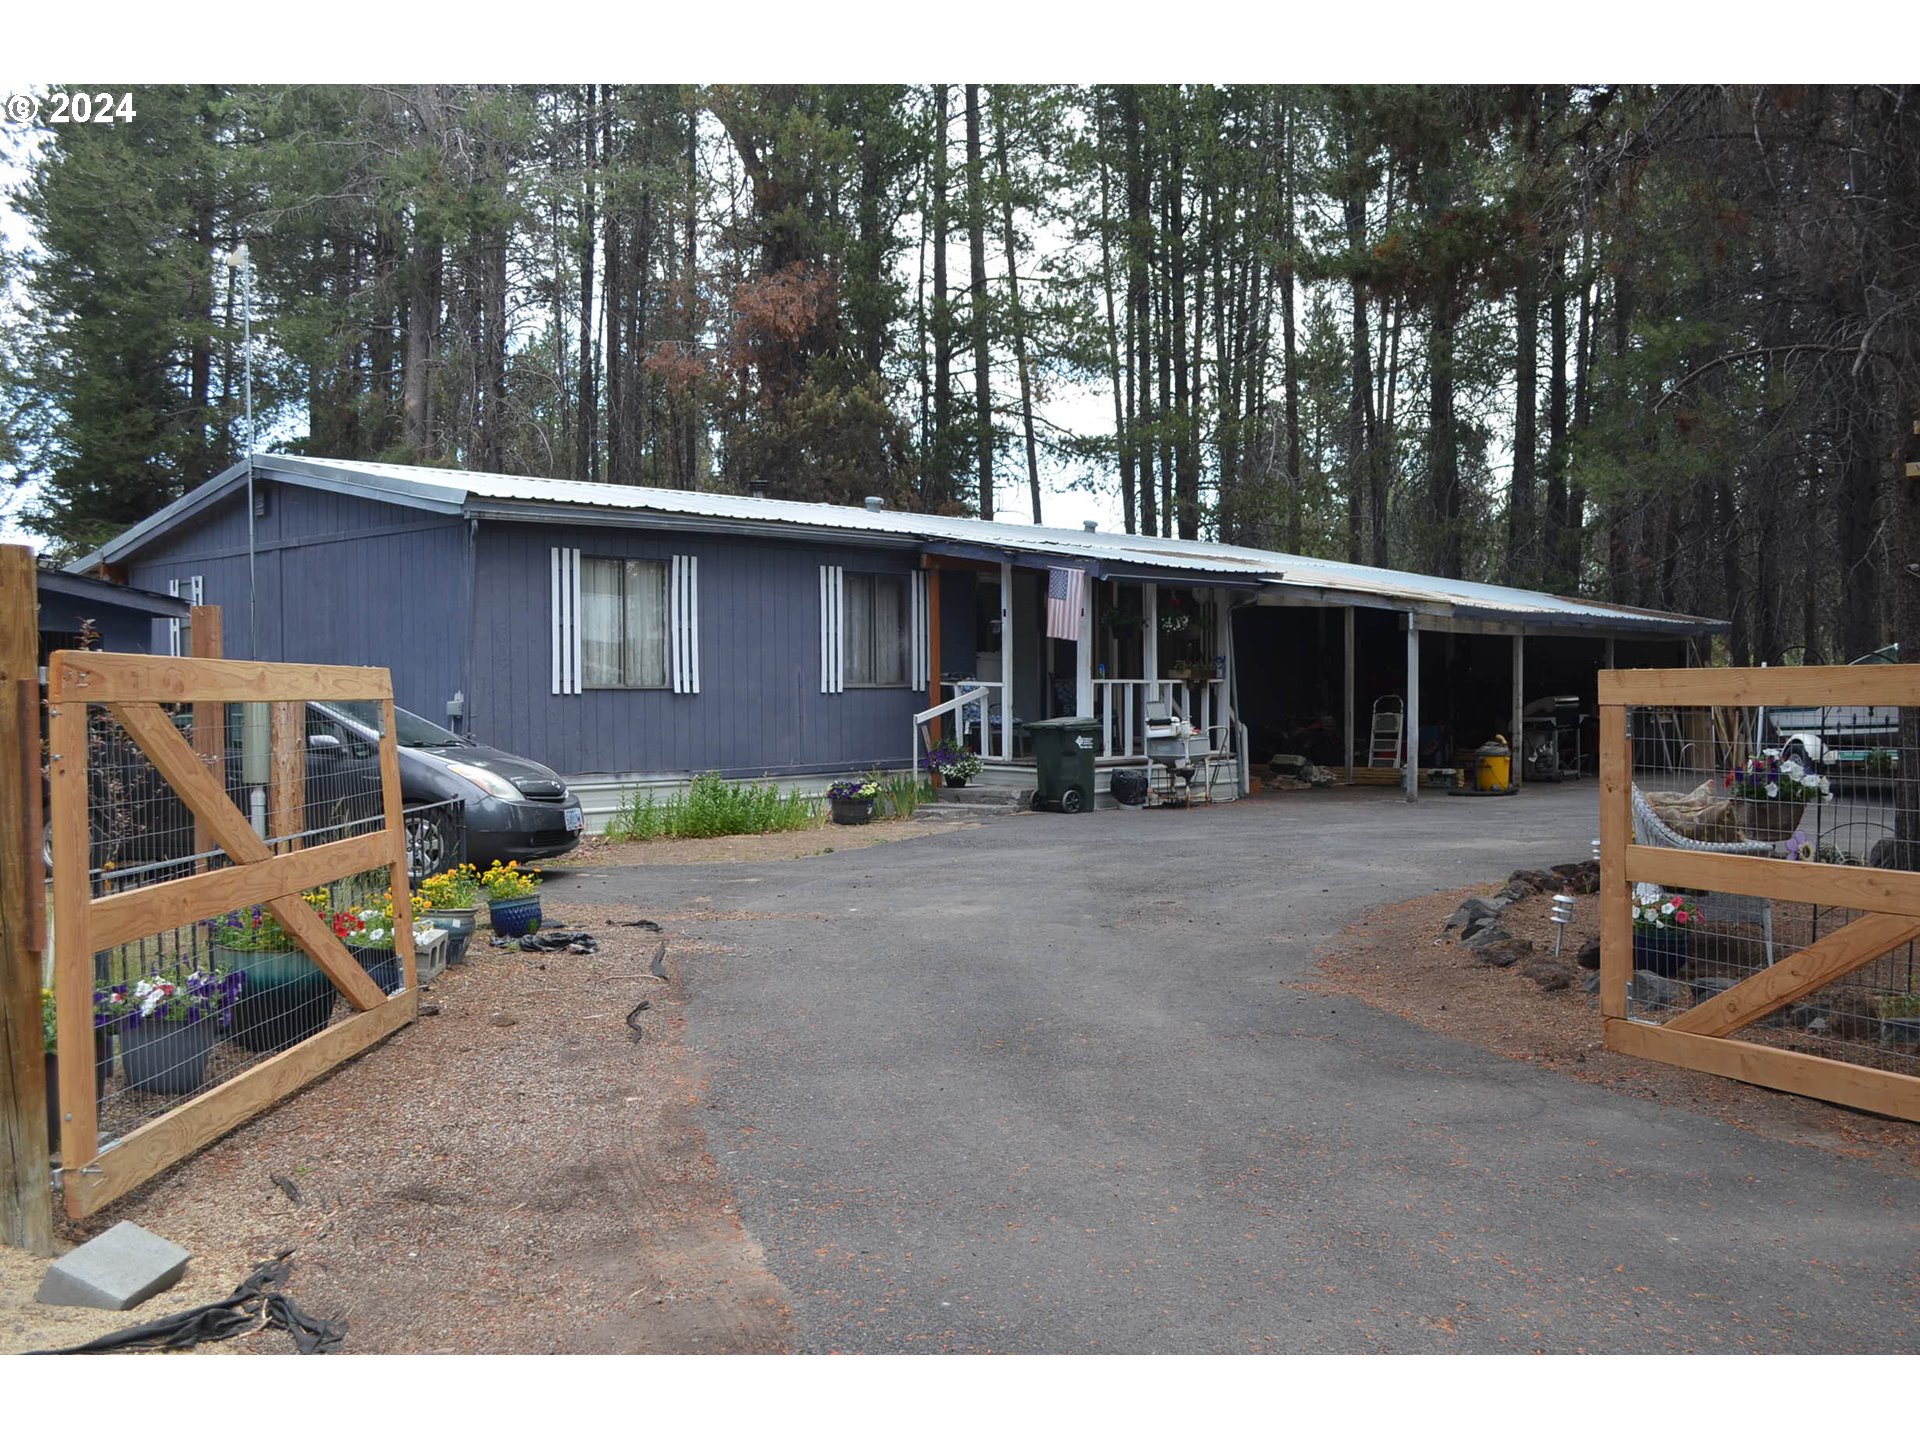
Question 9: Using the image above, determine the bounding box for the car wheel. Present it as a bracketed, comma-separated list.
[405, 813, 447, 878]
[1784, 740, 1810, 764]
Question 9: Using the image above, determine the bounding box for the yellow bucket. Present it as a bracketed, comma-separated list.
[1476, 737, 1512, 792]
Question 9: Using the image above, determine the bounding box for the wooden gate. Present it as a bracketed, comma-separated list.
[46, 649, 419, 1219]
[1599, 664, 1920, 1122]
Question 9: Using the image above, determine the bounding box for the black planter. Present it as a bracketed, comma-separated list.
[943, 773, 968, 789]
[44, 1029, 114, 1147]
[1633, 927, 1692, 979]
[830, 797, 875, 826]
[350, 944, 403, 996]
[120, 1016, 217, 1095]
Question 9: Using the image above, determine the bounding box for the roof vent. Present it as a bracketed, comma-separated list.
[748, 480, 769, 500]
[1083, 520, 1097, 532]
[865, 495, 885, 511]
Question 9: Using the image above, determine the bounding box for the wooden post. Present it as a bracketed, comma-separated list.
[0, 544, 53, 1254]
[190, 605, 224, 867]
[1143, 583, 1159, 690]
[1344, 607, 1356, 782]
[268, 702, 306, 850]
[926, 563, 942, 744]
[1598, 699, 1630, 1020]
[1404, 613, 1420, 802]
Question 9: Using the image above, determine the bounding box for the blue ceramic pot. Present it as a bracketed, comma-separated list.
[429, 907, 478, 964]
[488, 896, 542, 938]
[219, 946, 336, 1053]
[349, 944, 403, 996]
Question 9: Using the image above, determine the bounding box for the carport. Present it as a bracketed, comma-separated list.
[1229, 561, 1721, 799]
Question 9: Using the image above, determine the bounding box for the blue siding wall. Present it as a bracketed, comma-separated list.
[469, 521, 924, 779]
[121, 479, 470, 722]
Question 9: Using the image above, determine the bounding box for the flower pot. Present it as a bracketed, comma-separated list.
[428, 907, 478, 965]
[219, 946, 336, 1054]
[830, 797, 874, 826]
[1731, 797, 1810, 843]
[943, 773, 968, 789]
[119, 1015, 217, 1096]
[488, 895, 543, 937]
[44, 1029, 114, 1146]
[1632, 926, 1692, 980]
[349, 944, 403, 997]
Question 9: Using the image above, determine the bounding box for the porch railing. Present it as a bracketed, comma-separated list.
[1092, 679, 1231, 761]
[939, 679, 1010, 761]
[913, 685, 992, 780]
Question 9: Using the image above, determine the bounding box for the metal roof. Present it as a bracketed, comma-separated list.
[76, 454, 1724, 636]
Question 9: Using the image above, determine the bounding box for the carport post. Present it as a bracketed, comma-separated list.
[1511, 632, 1525, 792]
[1404, 612, 1420, 802]
[1344, 608, 1355, 781]
[999, 562, 1014, 762]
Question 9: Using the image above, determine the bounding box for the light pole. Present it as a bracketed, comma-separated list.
[223, 243, 256, 652]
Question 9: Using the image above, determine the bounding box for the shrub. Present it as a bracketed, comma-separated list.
[605, 773, 820, 841]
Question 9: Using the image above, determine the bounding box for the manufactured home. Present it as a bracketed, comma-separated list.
[73, 456, 1724, 823]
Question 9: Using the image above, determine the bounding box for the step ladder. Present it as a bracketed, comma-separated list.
[1368, 695, 1404, 768]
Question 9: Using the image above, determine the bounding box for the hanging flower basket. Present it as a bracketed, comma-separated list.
[1730, 797, 1810, 843]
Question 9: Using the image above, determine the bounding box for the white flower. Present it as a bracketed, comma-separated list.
[1781, 759, 1803, 782]
[1660, 901, 1675, 914]
[1765, 782, 1779, 798]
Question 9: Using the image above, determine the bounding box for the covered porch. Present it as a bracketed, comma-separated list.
[916, 556, 1248, 803]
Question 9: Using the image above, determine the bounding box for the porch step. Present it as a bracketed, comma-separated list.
[918, 785, 1033, 818]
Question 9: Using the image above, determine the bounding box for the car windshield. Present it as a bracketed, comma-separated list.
[329, 701, 465, 748]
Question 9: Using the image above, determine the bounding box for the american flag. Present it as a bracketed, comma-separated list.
[1045, 566, 1086, 640]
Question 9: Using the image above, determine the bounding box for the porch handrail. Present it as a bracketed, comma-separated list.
[912, 685, 991, 779]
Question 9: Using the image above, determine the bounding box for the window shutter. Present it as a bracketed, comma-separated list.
[551, 546, 582, 695]
[670, 555, 700, 695]
[819, 565, 844, 694]
[911, 570, 929, 691]
[167, 579, 181, 656]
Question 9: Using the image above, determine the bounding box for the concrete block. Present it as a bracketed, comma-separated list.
[35, 1221, 191, 1311]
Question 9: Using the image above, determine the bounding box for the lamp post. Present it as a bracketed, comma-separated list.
[223, 243, 256, 652]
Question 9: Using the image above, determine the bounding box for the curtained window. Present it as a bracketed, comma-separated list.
[581, 557, 668, 688]
[845, 572, 908, 687]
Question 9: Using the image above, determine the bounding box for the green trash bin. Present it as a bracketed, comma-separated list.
[1024, 717, 1100, 814]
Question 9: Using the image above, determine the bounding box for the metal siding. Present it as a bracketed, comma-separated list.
[123, 487, 469, 721]
[470, 520, 920, 777]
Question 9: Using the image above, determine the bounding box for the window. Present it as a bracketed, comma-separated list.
[581, 557, 668, 688]
[845, 572, 908, 687]
[167, 576, 202, 656]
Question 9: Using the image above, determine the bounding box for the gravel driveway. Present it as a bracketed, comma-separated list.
[552, 786, 1920, 1353]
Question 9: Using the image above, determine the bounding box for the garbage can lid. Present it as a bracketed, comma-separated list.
[1476, 735, 1511, 757]
[1022, 716, 1100, 731]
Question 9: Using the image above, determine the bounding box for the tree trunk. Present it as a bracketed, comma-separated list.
[1097, 93, 1135, 534]
[1123, 88, 1156, 538]
[1507, 261, 1538, 587]
[991, 89, 1043, 525]
[966, 85, 993, 522]
[931, 85, 953, 508]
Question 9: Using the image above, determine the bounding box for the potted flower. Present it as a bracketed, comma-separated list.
[826, 777, 878, 825]
[1727, 755, 1830, 842]
[419, 864, 482, 964]
[1877, 992, 1920, 1048]
[1631, 887, 1696, 979]
[927, 738, 983, 789]
[346, 890, 410, 995]
[41, 988, 115, 1148]
[104, 966, 241, 1095]
[481, 859, 543, 937]
[212, 903, 336, 1054]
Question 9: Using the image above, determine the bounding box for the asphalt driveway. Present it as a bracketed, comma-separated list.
[553, 785, 1920, 1353]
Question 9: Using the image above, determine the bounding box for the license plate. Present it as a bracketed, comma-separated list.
[564, 804, 584, 833]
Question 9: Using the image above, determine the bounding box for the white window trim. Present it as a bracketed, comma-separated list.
[557, 548, 699, 696]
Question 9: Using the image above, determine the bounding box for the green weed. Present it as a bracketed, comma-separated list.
[604, 773, 821, 842]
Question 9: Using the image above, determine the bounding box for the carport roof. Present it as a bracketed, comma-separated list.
[75, 454, 1725, 637]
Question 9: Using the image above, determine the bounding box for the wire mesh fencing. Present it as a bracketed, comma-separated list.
[46, 651, 425, 1216]
[1605, 675, 1920, 1112]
